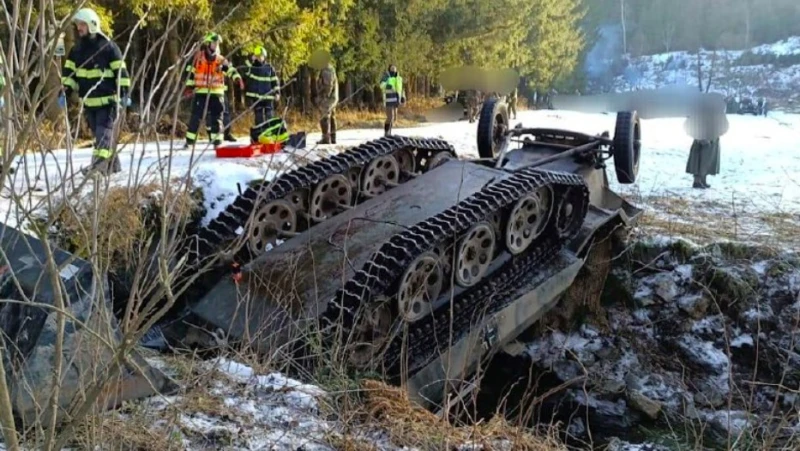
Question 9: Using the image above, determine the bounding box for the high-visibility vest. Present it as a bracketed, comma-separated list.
[185, 53, 232, 95]
[381, 74, 403, 105]
[258, 117, 289, 144]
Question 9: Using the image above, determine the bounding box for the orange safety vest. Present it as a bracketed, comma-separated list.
[192, 53, 226, 91]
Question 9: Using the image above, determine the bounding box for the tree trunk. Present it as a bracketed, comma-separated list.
[620, 0, 627, 55]
[744, 0, 752, 48]
[696, 51, 703, 92]
[705, 50, 716, 93]
[343, 78, 353, 106]
[303, 65, 312, 114]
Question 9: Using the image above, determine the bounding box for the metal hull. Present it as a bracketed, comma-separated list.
[0, 224, 176, 425]
[187, 159, 511, 352]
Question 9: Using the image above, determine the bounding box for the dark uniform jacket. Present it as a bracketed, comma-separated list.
[62, 34, 130, 108]
[244, 61, 280, 102]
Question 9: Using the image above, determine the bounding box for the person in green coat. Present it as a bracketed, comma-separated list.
[685, 138, 721, 188]
[684, 107, 728, 189]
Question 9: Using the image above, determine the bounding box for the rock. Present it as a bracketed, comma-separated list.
[627, 390, 662, 420]
[677, 294, 710, 319]
[676, 335, 729, 375]
[652, 273, 680, 303]
[633, 284, 656, 307]
[702, 410, 754, 439]
[606, 438, 672, 451]
[693, 377, 729, 408]
[697, 263, 759, 310]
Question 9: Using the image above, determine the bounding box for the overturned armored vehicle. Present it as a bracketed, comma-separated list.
[165, 98, 643, 404]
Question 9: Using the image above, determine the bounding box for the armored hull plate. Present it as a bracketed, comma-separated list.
[189, 160, 510, 347]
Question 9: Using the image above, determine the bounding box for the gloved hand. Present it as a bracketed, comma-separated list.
[238, 79, 245, 90]
[122, 96, 132, 107]
[57, 93, 67, 109]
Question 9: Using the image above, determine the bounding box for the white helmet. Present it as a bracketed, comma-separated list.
[72, 8, 101, 35]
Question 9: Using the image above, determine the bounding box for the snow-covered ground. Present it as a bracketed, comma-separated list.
[610, 36, 800, 106]
[4, 107, 798, 246]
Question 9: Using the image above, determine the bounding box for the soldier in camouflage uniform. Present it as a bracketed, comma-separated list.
[316, 61, 339, 144]
[465, 89, 481, 123]
[507, 87, 518, 120]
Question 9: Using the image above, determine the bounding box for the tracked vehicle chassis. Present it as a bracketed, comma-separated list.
[170, 100, 644, 396]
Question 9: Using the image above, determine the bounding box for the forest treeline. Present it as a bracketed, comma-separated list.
[1, 0, 584, 116]
[584, 0, 800, 56]
[3, 0, 799, 118]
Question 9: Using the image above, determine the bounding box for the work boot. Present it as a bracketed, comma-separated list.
[224, 133, 236, 142]
[701, 175, 711, 188]
[330, 117, 337, 144]
[692, 175, 705, 189]
[318, 117, 333, 145]
[384, 122, 391, 137]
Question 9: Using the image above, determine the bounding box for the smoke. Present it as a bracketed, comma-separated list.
[583, 24, 623, 81]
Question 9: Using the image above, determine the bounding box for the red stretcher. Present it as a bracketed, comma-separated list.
[214, 142, 282, 158]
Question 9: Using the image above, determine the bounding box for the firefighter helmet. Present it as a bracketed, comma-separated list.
[203, 32, 222, 44]
[252, 45, 267, 58]
[72, 8, 102, 35]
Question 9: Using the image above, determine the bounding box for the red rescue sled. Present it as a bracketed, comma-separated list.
[215, 142, 282, 158]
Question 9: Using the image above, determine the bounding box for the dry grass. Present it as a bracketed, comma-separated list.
[621, 192, 800, 248]
[50, 180, 201, 267]
[225, 97, 441, 137]
[361, 379, 566, 451]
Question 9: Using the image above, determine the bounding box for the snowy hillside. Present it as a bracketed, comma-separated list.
[609, 36, 800, 109]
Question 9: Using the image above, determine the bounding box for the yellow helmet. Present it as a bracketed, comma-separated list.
[250, 45, 267, 58]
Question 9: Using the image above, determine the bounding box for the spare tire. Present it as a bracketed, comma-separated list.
[477, 97, 509, 159]
[612, 111, 641, 184]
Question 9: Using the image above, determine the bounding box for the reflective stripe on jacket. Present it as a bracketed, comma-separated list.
[61, 34, 130, 107]
[381, 74, 403, 105]
[244, 61, 280, 101]
[184, 52, 236, 96]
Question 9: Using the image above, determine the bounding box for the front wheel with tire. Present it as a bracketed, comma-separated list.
[477, 97, 509, 159]
[611, 111, 641, 184]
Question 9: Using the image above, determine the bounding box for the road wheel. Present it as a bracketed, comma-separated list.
[611, 111, 641, 184]
[477, 97, 509, 159]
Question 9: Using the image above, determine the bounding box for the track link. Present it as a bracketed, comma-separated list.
[323, 166, 590, 375]
[188, 136, 457, 264]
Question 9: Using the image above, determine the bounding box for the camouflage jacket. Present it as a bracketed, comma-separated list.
[316, 63, 339, 104]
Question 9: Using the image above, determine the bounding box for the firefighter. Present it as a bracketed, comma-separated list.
[316, 60, 338, 144]
[59, 8, 130, 175]
[243, 45, 280, 143]
[380, 64, 405, 136]
[183, 32, 241, 149]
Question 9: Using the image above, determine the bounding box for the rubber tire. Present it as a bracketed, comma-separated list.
[477, 97, 509, 159]
[611, 111, 641, 184]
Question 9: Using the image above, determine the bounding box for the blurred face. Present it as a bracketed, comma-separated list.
[389, 65, 397, 73]
[74, 20, 89, 37]
[207, 42, 217, 53]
